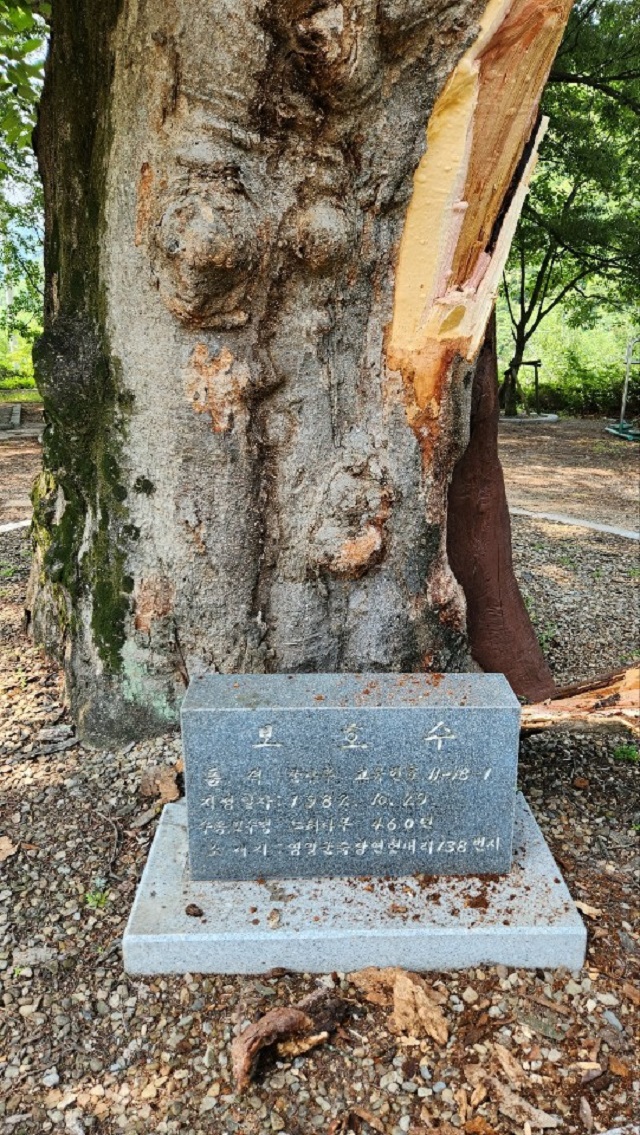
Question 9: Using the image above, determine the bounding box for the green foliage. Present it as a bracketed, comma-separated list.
[85, 876, 110, 909]
[0, 1, 46, 382]
[613, 744, 639, 764]
[0, 366, 34, 387]
[497, 298, 639, 416]
[0, 1, 48, 153]
[501, 0, 640, 407]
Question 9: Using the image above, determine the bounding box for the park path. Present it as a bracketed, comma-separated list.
[0, 407, 43, 528]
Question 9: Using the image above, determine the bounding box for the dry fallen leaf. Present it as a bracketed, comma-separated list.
[350, 1107, 386, 1133]
[470, 1081, 488, 1108]
[465, 1063, 484, 1085]
[454, 1087, 469, 1123]
[0, 836, 18, 863]
[390, 970, 448, 1045]
[348, 966, 403, 1006]
[139, 764, 180, 804]
[608, 1055, 630, 1078]
[622, 981, 640, 1006]
[465, 1118, 496, 1135]
[575, 900, 603, 918]
[328, 1106, 387, 1134]
[493, 1042, 526, 1088]
[328, 1118, 349, 1135]
[276, 1031, 328, 1058]
[488, 1077, 561, 1129]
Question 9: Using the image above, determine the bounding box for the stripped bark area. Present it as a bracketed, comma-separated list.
[447, 317, 556, 703]
[388, 0, 573, 406]
[31, 0, 573, 740]
[387, 0, 573, 686]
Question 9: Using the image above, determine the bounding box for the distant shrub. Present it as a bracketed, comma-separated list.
[520, 350, 639, 418]
[0, 366, 36, 390]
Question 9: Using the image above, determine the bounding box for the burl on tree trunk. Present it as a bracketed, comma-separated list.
[29, 0, 570, 742]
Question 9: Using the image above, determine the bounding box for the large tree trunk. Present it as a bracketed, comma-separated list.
[28, 0, 573, 744]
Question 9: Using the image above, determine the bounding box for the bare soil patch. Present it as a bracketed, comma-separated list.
[0, 419, 638, 1131]
[498, 419, 639, 531]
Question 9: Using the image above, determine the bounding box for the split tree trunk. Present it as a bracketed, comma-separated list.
[448, 316, 554, 702]
[29, 0, 572, 744]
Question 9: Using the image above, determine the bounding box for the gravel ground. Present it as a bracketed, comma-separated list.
[510, 516, 639, 686]
[1, 526, 639, 1134]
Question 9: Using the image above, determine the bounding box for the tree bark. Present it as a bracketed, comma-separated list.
[28, 0, 573, 744]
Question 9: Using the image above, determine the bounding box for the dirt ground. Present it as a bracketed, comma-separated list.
[499, 419, 639, 532]
[0, 408, 43, 526]
[0, 532, 638, 1135]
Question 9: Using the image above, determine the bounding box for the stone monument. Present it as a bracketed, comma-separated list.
[123, 673, 586, 974]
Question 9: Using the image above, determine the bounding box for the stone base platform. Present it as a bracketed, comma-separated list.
[123, 795, 586, 975]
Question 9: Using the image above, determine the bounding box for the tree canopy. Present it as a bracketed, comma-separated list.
[1, 0, 638, 402]
[0, 0, 47, 154]
[501, 0, 640, 410]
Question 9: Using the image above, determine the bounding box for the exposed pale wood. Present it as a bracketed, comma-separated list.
[388, 0, 574, 413]
[521, 667, 640, 734]
[553, 668, 629, 700]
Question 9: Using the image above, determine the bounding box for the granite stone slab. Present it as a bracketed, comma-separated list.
[122, 795, 587, 975]
[181, 673, 521, 880]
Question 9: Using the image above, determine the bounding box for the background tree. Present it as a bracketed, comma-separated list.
[0, 1, 46, 380]
[501, 0, 640, 415]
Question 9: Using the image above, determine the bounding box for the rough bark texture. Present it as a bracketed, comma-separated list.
[29, 0, 572, 743]
[447, 316, 556, 702]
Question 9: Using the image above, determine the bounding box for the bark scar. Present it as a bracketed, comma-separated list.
[387, 0, 573, 441]
[186, 343, 250, 433]
[134, 576, 175, 633]
[135, 162, 154, 247]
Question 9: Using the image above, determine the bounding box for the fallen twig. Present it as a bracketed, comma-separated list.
[231, 988, 346, 1091]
